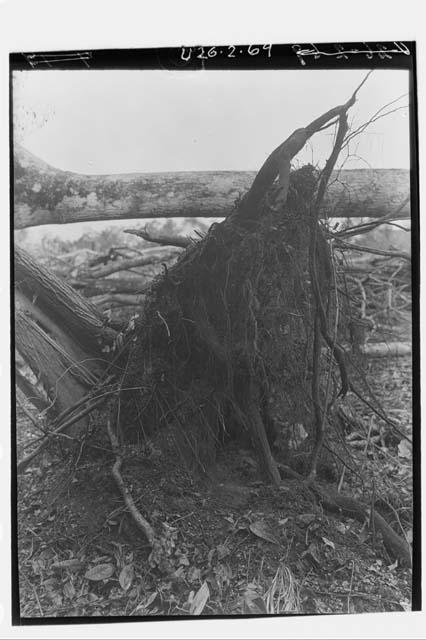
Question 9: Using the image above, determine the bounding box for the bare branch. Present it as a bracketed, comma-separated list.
[124, 226, 191, 248]
[89, 247, 180, 278]
[237, 72, 372, 221]
[343, 92, 408, 147]
[335, 238, 410, 261]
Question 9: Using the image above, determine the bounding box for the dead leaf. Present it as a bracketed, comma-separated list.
[42, 577, 57, 591]
[119, 564, 134, 591]
[243, 587, 268, 615]
[187, 566, 201, 583]
[321, 536, 335, 550]
[216, 544, 230, 560]
[298, 513, 316, 525]
[49, 592, 63, 607]
[84, 563, 114, 581]
[214, 563, 232, 590]
[145, 591, 158, 608]
[335, 522, 348, 534]
[249, 520, 279, 545]
[63, 581, 76, 599]
[302, 543, 321, 567]
[399, 599, 411, 611]
[398, 439, 412, 459]
[52, 559, 82, 571]
[189, 581, 210, 615]
[135, 591, 158, 613]
[243, 596, 268, 615]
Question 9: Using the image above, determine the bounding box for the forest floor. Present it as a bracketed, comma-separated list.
[16, 354, 414, 620]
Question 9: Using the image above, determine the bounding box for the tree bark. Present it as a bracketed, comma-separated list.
[15, 309, 90, 432]
[69, 276, 150, 297]
[15, 369, 49, 413]
[15, 246, 117, 436]
[14, 144, 410, 228]
[87, 247, 179, 278]
[15, 245, 116, 355]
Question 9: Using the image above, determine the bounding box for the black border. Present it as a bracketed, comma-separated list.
[10, 42, 414, 71]
[9, 41, 420, 626]
[408, 42, 421, 612]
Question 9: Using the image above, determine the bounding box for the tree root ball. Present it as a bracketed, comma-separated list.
[120, 166, 325, 476]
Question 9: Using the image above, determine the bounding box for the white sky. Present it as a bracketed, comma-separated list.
[14, 69, 410, 174]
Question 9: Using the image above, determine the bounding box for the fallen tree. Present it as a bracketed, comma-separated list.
[14, 144, 410, 228]
[14, 79, 412, 567]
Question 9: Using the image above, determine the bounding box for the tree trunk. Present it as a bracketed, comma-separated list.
[15, 246, 117, 435]
[15, 309, 91, 433]
[14, 143, 410, 228]
[15, 245, 116, 356]
[15, 369, 49, 413]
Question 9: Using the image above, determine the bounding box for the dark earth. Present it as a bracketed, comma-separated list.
[16, 355, 413, 618]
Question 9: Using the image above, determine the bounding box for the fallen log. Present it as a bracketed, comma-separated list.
[15, 245, 116, 353]
[361, 342, 411, 357]
[14, 143, 410, 228]
[69, 276, 150, 297]
[88, 247, 180, 278]
[89, 293, 146, 307]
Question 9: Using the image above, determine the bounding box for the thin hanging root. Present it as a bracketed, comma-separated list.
[106, 419, 156, 546]
[308, 313, 323, 479]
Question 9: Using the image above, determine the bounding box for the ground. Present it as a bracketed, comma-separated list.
[16, 353, 413, 619]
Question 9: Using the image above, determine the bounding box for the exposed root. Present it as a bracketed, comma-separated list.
[278, 463, 411, 567]
[106, 418, 156, 546]
[312, 484, 412, 567]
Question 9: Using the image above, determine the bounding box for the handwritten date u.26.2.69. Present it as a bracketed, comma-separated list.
[181, 45, 273, 62]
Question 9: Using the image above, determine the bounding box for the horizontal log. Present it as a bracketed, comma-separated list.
[90, 293, 146, 307]
[14, 144, 410, 228]
[69, 276, 150, 296]
[88, 247, 179, 278]
[360, 342, 411, 357]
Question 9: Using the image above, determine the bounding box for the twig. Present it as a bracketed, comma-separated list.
[349, 384, 412, 444]
[335, 239, 410, 261]
[17, 396, 107, 473]
[335, 196, 410, 239]
[106, 418, 155, 545]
